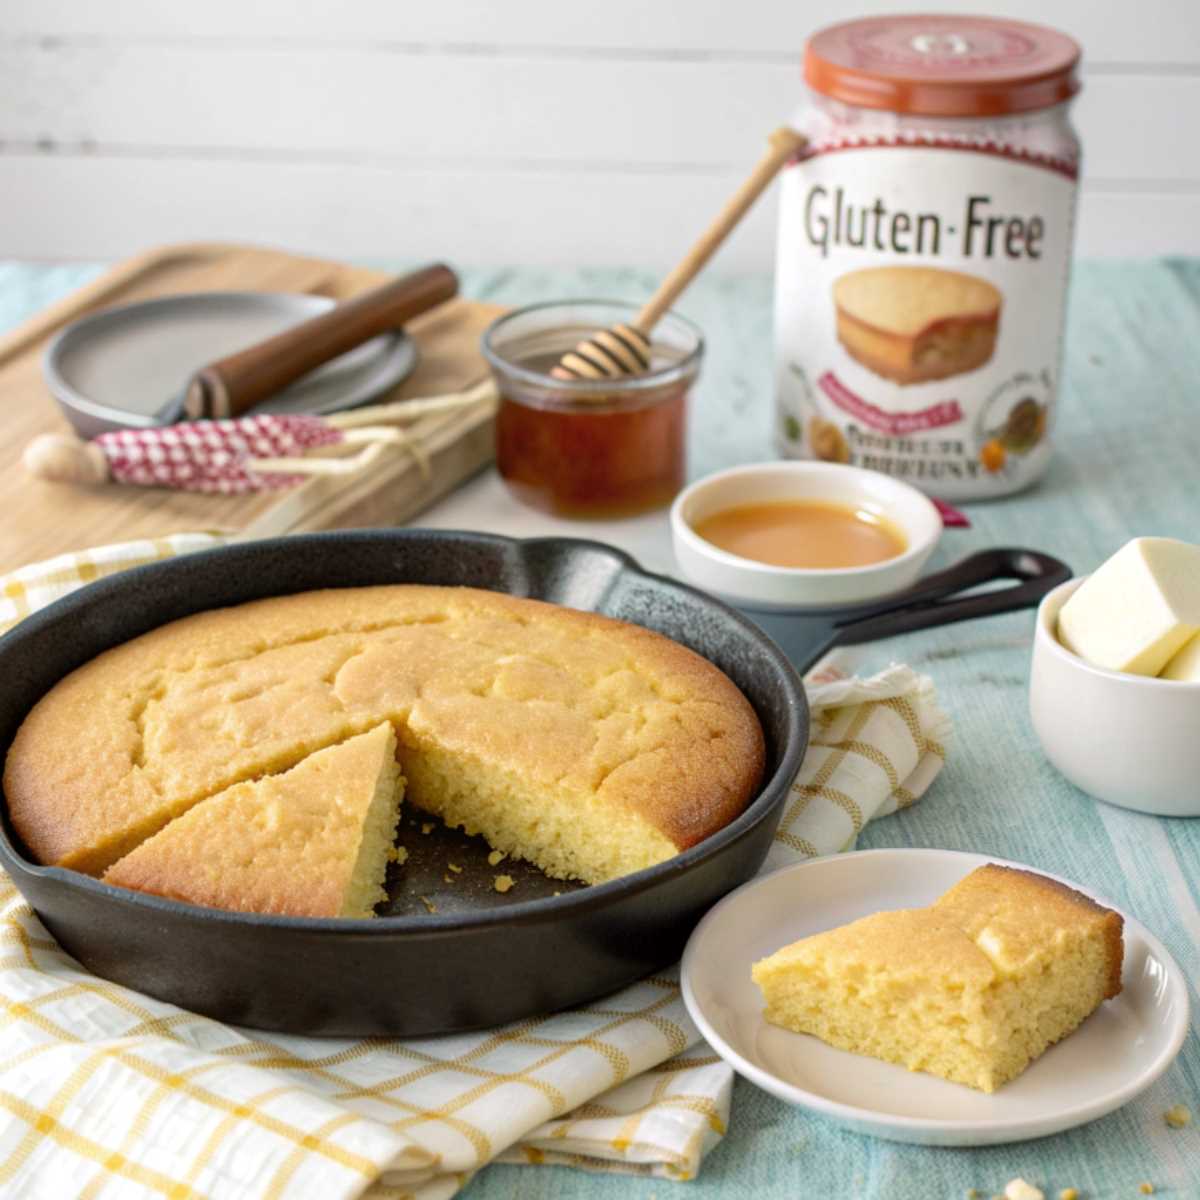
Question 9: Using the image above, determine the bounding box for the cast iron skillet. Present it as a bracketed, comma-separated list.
[0, 531, 1068, 1036]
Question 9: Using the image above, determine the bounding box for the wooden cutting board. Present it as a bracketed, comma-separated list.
[0, 242, 505, 573]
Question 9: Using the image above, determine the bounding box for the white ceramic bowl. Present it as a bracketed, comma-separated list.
[1030, 577, 1200, 817]
[670, 461, 942, 609]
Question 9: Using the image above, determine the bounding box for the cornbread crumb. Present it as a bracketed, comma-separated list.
[494, 875, 515, 893]
[1005, 1179, 1044, 1200]
[487, 849, 507, 866]
[1165, 1103, 1192, 1128]
[394, 846, 408, 865]
[419, 895, 437, 914]
[1059, 1189, 1079, 1200]
[1139, 1185, 1154, 1195]
[967, 1190, 981, 1199]
[447, 862, 462, 873]
[421, 822, 434, 835]
[443, 875, 454, 884]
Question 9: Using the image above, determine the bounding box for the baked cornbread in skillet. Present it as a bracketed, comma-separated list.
[5, 585, 764, 884]
[752, 864, 1124, 1092]
[103, 723, 402, 918]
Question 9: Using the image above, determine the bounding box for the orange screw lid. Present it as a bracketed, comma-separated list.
[804, 15, 1081, 117]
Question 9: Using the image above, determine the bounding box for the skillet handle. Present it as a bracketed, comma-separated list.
[830, 548, 1071, 647]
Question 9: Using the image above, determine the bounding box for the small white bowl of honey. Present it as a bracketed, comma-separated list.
[670, 461, 942, 609]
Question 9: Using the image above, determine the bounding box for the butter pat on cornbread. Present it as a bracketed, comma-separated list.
[1057, 538, 1200, 676]
[751, 865, 1123, 1092]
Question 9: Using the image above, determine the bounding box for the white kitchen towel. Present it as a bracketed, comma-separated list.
[0, 534, 950, 1198]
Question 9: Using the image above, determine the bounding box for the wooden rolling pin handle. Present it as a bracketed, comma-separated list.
[24, 433, 110, 485]
[634, 127, 805, 335]
[184, 263, 460, 419]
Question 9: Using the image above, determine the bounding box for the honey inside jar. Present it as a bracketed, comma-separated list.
[483, 304, 702, 519]
[692, 500, 906, 569]
[495, 352, 686, 518]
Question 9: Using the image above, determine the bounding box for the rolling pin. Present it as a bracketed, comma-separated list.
[183, 262, 459, 418]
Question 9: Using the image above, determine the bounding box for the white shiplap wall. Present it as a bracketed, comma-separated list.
[1, 0, 1198, 267]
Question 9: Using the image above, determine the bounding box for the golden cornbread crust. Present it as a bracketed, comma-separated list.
[4, 585, 764, 880]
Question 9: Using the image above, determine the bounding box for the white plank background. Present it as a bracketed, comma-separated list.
[1, 0, 1197, 266]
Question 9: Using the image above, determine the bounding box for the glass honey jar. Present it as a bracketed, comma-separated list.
[482, 300, 703, 518]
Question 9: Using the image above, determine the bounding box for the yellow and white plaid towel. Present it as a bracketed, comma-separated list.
[0, 535, 951, 1199]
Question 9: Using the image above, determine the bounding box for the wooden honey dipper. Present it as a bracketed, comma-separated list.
[552, 126, 805, 382]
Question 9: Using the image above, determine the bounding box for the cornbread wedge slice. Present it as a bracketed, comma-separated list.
[751, 865, 1124, 1092]
[104, 723, 403, 918]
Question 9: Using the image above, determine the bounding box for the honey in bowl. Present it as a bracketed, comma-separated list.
[692, 500, 907, 569]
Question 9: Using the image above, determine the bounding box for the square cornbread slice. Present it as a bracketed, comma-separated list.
[103, 723, 403, 918]
[833, 266, 1001, 385]
[751, 865, 1124, 1092]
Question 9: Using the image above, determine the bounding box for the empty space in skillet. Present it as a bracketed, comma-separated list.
[384, 808, 586, 916]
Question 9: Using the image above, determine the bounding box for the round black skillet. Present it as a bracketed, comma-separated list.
[0, 531, 1068, 1036]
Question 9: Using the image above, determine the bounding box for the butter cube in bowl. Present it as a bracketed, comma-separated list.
[1030, 537, 1200, 816]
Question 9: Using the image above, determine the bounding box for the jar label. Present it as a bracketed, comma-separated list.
[774, 145, 1077, 499]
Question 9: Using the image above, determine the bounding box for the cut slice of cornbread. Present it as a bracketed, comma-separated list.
[751, 865, 1124, 1092]
[103, 723, 403, 918]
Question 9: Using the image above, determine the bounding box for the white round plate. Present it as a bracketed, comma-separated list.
[681, 848, 1189, 1146]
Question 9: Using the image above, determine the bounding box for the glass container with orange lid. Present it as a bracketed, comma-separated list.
[482, 300, 703, 518]
[775, 14, 1082, 501]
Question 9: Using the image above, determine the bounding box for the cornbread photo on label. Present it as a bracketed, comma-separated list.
[751, 865, 1124, 1092]
[833, 266, 1002, 386]
[3, 585, 765, 914]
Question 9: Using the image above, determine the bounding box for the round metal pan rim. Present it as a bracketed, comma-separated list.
[42, 291, 417, 433]
[0, 530, 806, 938]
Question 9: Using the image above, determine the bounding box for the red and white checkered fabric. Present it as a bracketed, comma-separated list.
[94, 414, 344, 493]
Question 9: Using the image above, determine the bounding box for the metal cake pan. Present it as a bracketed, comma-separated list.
[44, 292, 419, 438]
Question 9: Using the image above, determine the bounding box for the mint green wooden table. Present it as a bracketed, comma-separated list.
[2, 259, 1198, 1199]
